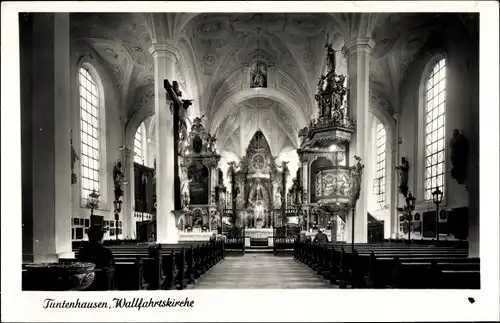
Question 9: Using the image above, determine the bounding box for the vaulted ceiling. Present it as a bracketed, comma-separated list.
[69, 12, 469, 157]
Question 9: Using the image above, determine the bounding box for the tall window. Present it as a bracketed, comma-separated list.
[79, 68, 100, 200]
[373, 120, 386, 208]
[424, 58, 446, 200]
[134, 125, 143, 164]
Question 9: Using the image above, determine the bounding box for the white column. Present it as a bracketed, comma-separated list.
[150, 44, 180, 244]
[302, 161, 309, 204]
[390, 113, 401, 238]
[123, 149, 134, 239]
[343, 38, 375, 243]
[25, 13, 73, 262]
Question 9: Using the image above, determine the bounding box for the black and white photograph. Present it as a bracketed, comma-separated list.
[1, 1, 499, 322]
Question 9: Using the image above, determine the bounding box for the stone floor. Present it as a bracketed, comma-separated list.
[193, 254, 334, 289]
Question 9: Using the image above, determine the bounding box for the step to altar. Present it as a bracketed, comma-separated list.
[244, 237, 274, 248]
[245, 246, 273, 254]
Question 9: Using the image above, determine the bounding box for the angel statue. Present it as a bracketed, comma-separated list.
[205, 133, 217, 153]
[191, 115, 205, 133]
[325, 41, 336, 73]
[227, 161, 238, 173]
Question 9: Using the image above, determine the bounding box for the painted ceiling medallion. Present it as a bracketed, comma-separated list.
[203, 55, 216, 66]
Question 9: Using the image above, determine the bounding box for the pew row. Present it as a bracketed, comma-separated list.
[273, 237, 296, 256]
[294, 242, 480, 289]
[71, 241, 224, 290]
[224, 237, 245, 255]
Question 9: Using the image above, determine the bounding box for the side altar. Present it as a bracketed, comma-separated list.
[178, 115, 223, 234]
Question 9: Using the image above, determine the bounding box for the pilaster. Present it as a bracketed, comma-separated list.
[150, 43, 180, 243]
[343, 38, 375, 243]
[23, 13, 73, 262]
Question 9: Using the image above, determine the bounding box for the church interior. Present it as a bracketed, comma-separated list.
[19, 12, 480, 290]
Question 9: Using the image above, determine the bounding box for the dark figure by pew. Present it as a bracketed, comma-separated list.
[313, 229, 329, 244]
[76, 226, 115, 290]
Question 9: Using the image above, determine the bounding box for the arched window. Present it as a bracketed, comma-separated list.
[373, 119, 386, 208]
[79, 67, 101, 200]
[134, 124, 144, 164]
[423, 58, 446, 200]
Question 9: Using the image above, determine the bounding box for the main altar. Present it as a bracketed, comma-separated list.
[224, 130, 289, 239]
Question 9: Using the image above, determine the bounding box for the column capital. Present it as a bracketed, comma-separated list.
[149, 43, 181, 63]
[342, 38, 376, 56]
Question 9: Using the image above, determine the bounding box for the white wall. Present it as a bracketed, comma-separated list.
[397, 24, 479, 243]
[70, 40, 125, 241]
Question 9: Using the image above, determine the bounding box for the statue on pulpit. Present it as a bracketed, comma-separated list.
[325, 41, 336, 73]
[396, 157, 409, 198]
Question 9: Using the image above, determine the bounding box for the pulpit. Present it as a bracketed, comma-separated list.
[295, 39, 363, 239]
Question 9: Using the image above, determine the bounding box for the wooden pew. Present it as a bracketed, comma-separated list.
[293, 241, 477, 289]
[273, 237, 296, 256]
[104, 240, 223, 290]
[72, 240, 225, 290]
[224, 237, 245, 255]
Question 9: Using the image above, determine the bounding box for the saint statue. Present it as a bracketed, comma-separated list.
[70, 130, 79, 185]
[395, 157, 410, 198]
[449, 129, 469, 185]
[113, 160, 125, 200]
[325, 42, 336, 73]
[251, 61, 267, 88]
[351, 156, 364, 201]
[253, 70, 265, 87]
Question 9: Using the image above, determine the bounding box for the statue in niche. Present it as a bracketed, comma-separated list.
[449, 129, 469, 185]
[250, 180, 266, 204]
[250, 61, 267, 88]
[395, 157, 410, 198]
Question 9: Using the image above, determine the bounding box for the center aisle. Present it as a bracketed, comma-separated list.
[192, 253, 334, 289]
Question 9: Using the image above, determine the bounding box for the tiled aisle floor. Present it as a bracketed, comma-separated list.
[193, 253, 334, 289]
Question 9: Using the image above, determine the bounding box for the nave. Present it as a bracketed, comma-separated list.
[18, 12, 481, 292]
[192, 253, 333, 289]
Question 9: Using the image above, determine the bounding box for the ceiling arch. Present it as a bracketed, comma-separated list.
[70, 12, 458, 137]
[209, 87, 308, 135]
[214, 96, 301, 158]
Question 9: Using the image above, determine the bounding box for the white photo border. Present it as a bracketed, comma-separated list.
[1, 1, 498, 322]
